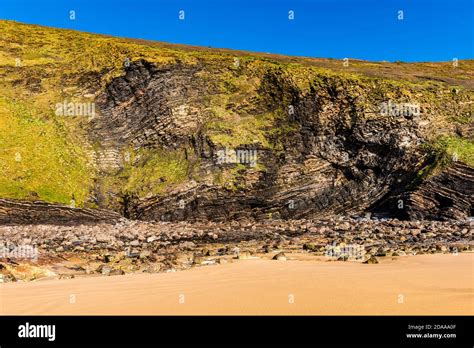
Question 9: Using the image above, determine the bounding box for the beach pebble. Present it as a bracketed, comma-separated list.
[363, 255, 379, 264]
[272, 252, 287, 261]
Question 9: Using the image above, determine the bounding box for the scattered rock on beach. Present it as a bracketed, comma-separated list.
[272, 252, 287, 261]
[363, 255, 379, 264]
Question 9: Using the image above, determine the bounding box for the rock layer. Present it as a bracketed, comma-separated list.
[374, 162, 474, 220]
[0, 199, 121, 225]
[90, 60, 473, 222]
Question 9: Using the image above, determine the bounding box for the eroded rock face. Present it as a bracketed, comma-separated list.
[370, 162, 474, 221]
[88, 60, 472, 222]
[91, 60, 208, 170]
[403, 163, 473, 220]
[0, 199, 121, 225]
[1, 21, 473, 224]
[3, 59, 469, 224]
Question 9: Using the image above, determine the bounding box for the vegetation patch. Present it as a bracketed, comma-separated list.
[121, 148, 190, 198]
[417, 135, 474, 182]
[0, 97, 92, 206]
[430, 136, 474, 167]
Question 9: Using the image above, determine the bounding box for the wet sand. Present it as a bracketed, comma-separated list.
[1, 253, 473, 315]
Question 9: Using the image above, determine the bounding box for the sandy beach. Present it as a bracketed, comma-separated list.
[1, 253, 472, 315]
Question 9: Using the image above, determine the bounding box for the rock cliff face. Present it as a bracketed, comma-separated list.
[85, 59, 473, 222]
[92, 60, 204, 168]
[0, 199, 121, 225]
[0, 21, 473, 223]
[397, 163, 473, 220]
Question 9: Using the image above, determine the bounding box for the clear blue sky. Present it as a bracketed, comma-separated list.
[0, 0, 472, 62]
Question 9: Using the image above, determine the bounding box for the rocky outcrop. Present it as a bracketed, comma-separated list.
[405, 163, 474, 220]
[0, 199, 121, 225]
[371, 162, 474, 220]
[90, 60, 473, 222]
[1, 58, 471, 223]
[91, 60, 208, 171]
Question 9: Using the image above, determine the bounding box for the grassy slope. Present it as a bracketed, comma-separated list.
[0, 20, 472, 207]
[0, 97, 91, 204]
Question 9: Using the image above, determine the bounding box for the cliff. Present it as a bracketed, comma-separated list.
[0, 20, 472, 223]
